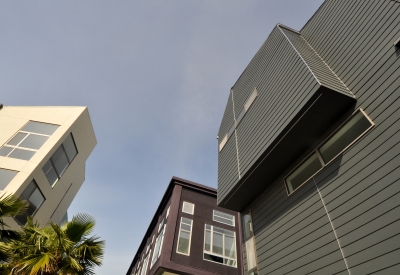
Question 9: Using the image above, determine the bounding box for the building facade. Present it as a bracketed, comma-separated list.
[0, 106, 96, 228]
[217, 0, 400, 274]
[126, 177, 243, 275]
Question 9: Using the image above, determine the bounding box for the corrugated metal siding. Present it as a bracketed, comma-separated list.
[217, 135, 239, 204]
[279, 26, 352, 97]
[218, 93, 235, 142]
[236, 34, 320, 178]
[232, 28, 285, 116]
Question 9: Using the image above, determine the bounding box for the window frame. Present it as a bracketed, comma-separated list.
[284, 108, 374, 196]
[203, 224, 237, 268]
[182, 201, 194, 215]
[42, 133, 78, 187]
[213, 210, 235, 227]
[14, 180, 46, 225]
[242, 211, 259, 275]
[0, 121, 59, 160]
[176, 217, 193, 256]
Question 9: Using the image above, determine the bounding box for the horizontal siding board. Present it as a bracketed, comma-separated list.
[232, 28, 284, 115]
[281, 27, 351, 95]
[264, 241, 341, 274]
[343, 220, 400, 257]
[328, 0, 392, 73]
[339, 4, 399, 85]
[218, 93, 234, 140]
[348, 249, 400, 275]
[237, 68, 318, 176]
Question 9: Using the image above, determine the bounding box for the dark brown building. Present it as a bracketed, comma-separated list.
[126, 177, 243, 275]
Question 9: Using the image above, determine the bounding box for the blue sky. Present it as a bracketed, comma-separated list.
[0, 1, 324, 273]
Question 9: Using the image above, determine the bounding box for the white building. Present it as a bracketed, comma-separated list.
[0, 106, 96, 229]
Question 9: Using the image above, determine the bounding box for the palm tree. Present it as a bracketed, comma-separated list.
[0, 194, 28, 262]
[3, 213, 104, 275]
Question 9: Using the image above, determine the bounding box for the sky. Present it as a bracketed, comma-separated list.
[0, 1, 324, 273]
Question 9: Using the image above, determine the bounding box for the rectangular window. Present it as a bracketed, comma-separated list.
[219, 88, 258, 152]
[285, 109, 374, 195]
[0, 168, 18, 190]
[14, 180, 45, 225]
[203, 224, 237, 267]
[182, 201, 194, 215]
[42, 133, 78, 187]
[213, 210, 235, 226]
[166, 206, 170, 218]
[0, 121, 59, 160]
[177, 217, 192, 255]
[140, 253, 150, 275]
[243, 212, 258, 275]
[150, 224, 166, 268]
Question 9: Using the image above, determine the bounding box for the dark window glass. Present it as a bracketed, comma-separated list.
[286, 152, 322, 193]
[21, 121, 59, 135]
[9, 149, 35, 161]
[14, 180, 45, 225]
[63, 134, 77, 161]
[0, 168, 18, 190]
[19, 134, 49, 150]
[53, 151, 69, 176]
[7, 132, 27, 146]
[204, 253, 223, 264]
[319, 111, 372, 163]
[0, 146, 13, 156]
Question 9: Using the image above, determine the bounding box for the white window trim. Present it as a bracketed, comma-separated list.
[203, 224, 237, 268]
[176, 217, 193, 256]
[213, 210, 235, 226]
[182, 201, 194, 215]
[284, 108, 374, 196]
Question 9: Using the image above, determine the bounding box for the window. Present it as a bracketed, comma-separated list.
[166, 206, 170, 218]
[177, 217, 193, 255]
[213, 210, 235, 226]
[0, 168, 18, 190]
[42, 134, 78, 187]
[182, 201, 194, 215]
[243, 212, 258, 275]
[140, 248, 151, 275]
[14, 180, 45, 225]
[204, 224, 237, 267]
[219, 88, 258, 152]
[0, 121, 59, 160]
[285, 109, 374, 195]
[150, 223, 166, 268]
[394, 36, 400, 49]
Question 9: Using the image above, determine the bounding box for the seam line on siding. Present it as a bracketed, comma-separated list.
[277, 25, 321, 86]
[231, 89, 242, 179]
[226, 93, 322, 203]
[300, 35, 355, 98]
[313, 178, 351, 275]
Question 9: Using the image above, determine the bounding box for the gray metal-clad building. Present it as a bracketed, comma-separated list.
[217, 0, 400, 274]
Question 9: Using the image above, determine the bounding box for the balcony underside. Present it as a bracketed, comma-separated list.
[218, 86, 356, 212]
